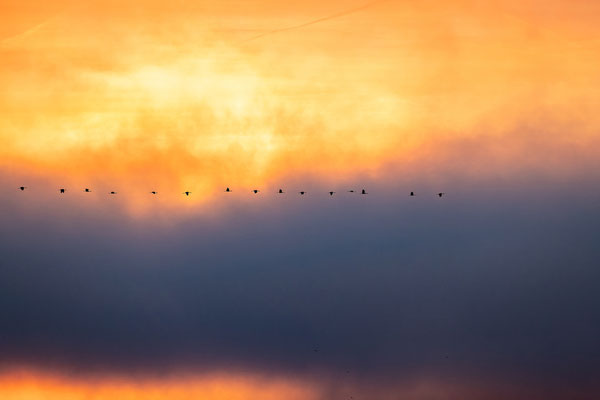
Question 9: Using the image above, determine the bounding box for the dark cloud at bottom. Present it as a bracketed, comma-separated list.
[0, 174, 599, 398]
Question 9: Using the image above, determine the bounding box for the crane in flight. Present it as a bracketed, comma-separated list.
[10, 184, 455, 201]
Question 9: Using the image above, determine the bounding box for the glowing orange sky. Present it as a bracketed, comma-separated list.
[1, 369, 586, 400]
[0, 370, 320, 400]
[3, 3, 600, 396]
[1, 0, 599, 208]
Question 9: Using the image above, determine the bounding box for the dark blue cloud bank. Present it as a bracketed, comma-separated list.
[1, 172, 599, 398]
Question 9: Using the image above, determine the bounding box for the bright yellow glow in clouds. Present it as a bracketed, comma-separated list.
[1, 0, 600, 210]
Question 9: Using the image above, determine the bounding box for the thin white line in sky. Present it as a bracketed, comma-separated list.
[243, 0, 391, 42]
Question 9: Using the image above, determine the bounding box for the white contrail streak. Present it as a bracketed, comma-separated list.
[243, 0, 391, 42]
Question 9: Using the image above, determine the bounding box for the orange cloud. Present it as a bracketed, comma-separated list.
[0, 368, 591, 400]
[0, 370, 318, 400]
[1, 0, 599, 213]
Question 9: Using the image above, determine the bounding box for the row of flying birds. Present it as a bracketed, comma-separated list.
[17, 186, 446, 197]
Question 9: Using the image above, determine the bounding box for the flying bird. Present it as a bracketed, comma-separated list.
[225, 187, 232, 192]
[84, 188, 91, 193]
[329, 191, 335, 196]
[361, 189, 368, 194]
[410, 191, 415, 196]
[183, 191, 191, 196]
[59, 188, 65, 193]
[253, 189, 260, 194]
[109, 191, 117, 195]
[278, 189, 284, 194]
[438, 192, 445, 197]
[18, 186, 27, 191]
[348, 190, 355, 193]
[150, 191, 157, 195]
[299, 191, 306, 195]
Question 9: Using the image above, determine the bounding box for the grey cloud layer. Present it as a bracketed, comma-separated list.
[0, 177, 599, 398]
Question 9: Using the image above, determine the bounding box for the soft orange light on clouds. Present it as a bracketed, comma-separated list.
[1, 0, 600, 210]
[0, 369, 588, 400]
[0, 370, 319, 400]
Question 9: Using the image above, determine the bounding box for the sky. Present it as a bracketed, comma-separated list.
[1, 0, 600, 399]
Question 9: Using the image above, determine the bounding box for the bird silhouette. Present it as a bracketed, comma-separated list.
[183, 191, 191, 196]
[438, 192, 445, 197]
[299, 191, 306, 195]
[225, 187, 232, 192]
[253, 189, 260, 194]
[109, 191, 117, 195]
[278, 189, 284, 194]
[348, 190, 355, 193]
[410, 191, 415, 196]
[329, 191, 335, 196]
[84, 188, 91, 193]
[19, 186, 27, 191]
[361, 189, 368, 194]
[150, 191, 157, 195]
[59, 188, 65, 194]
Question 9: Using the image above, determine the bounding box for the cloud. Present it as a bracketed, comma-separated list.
[1, 1, 600, 398]
[2, 0, 600, 212]
[1, 172, 599, 393]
